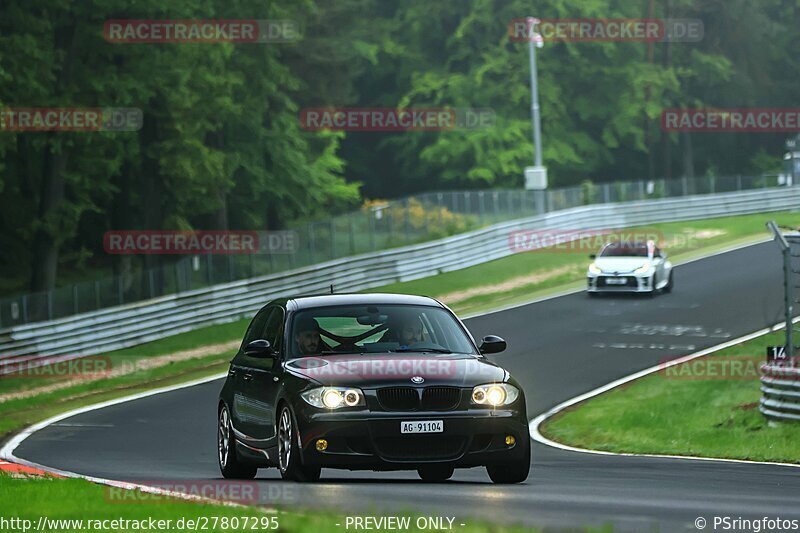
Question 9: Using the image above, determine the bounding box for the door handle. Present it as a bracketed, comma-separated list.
[242, 373, 253, 382]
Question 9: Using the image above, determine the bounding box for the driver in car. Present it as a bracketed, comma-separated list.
[294, 316, 329, 355]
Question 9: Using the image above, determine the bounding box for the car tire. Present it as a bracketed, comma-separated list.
[277, 404, 321, 482]
[218, 405, 258, 480]
[417, 465, 455, 482]
[663, 270, 674, 293]
[486, 438, 531, 484]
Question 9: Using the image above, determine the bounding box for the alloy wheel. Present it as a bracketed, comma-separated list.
[218, 407, 230, 468]
[278, 407, 292, 472]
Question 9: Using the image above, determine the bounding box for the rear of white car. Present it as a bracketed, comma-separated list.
[586, 240, 673, 295]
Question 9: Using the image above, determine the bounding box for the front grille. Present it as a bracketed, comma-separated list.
[421, 387, 461, 410]
[377, 387, 418, 410]
[374, 436, 466, 461]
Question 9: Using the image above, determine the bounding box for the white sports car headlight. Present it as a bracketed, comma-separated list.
[471, 383, 519, 406]
[588, 263, 602, 275]
[301, 387, 365, 409]
[634, 262, 652, 275]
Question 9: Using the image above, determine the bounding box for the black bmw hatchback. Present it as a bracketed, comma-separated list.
[217, 293, 530, 484]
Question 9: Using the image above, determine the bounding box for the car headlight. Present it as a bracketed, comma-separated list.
[588, 262, 602, 275]
[471, 383, 519, 406]
[301, 387, 365, 409]
[634, 262, 652, 275]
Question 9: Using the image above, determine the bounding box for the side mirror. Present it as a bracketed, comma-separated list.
[244, 339, 274, 358]
[479, 335, 507, 355]
[589, 253, 596, 259]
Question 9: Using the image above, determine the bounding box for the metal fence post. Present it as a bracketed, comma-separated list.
[404, 199, 411, 243]
[308, 223, 316, 264]
[768, 221, 794, 358]
[368, 211, 376, 251]
[349, 214, 356, 255]
[330, 218, 336, 259]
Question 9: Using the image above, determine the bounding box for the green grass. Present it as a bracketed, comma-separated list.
[112, 320, 250, 358]
[0, 474, 552, 532]
[375, 211, 800, 315]
[0, 351, 231, 439]
[0, 319, 249, 440]
[541, 330, 800, 463]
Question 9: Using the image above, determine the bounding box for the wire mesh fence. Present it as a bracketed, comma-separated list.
[0, 174, 784, 327]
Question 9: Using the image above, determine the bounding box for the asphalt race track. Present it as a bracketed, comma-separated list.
[15, 241, 800, 531]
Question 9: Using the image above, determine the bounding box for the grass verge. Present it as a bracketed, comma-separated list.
[540, 330, 800, 463]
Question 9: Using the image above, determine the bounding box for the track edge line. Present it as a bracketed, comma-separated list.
[528, 319, 800, 470]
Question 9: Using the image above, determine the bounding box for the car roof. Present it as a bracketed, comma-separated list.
[286, 293, 443, 311]
[602, 240, 650, 248]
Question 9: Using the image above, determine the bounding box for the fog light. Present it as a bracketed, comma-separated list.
[316, 439, 328, 451]
[505, 435, 516, 446]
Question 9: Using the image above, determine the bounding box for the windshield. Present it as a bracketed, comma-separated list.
[289, 304, 477, 357]
[599, 242, 650, 258]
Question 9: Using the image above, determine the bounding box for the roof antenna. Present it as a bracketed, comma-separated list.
[330, 284, 334, 294]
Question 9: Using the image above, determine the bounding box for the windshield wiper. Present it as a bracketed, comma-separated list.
[389, 347, 452, 354]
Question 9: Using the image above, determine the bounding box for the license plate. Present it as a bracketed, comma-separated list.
[605, 277, 627, 285]
[401, 420, 443, 434]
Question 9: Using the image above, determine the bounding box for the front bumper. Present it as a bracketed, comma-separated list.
[587, 273, 654, 293]
[294, 405, 529, 470]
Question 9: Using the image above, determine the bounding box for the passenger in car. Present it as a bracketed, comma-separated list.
[379, 314, 425, 347]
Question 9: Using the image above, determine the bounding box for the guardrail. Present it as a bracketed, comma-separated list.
[1, 174, 781, 328]
[1, 186, 798, 368]
[760, 364, 800, 421]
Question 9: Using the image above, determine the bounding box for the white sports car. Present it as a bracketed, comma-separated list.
[586, 240, 673, 296]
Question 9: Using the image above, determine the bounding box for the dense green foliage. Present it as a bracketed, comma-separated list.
[0, 0, 797, 294]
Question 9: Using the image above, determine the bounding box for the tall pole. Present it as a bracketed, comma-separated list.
[768, 221, 793, 358]
[528, 17, 542, 167]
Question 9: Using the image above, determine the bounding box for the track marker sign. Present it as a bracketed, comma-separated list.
[766, 345, 788, 363]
